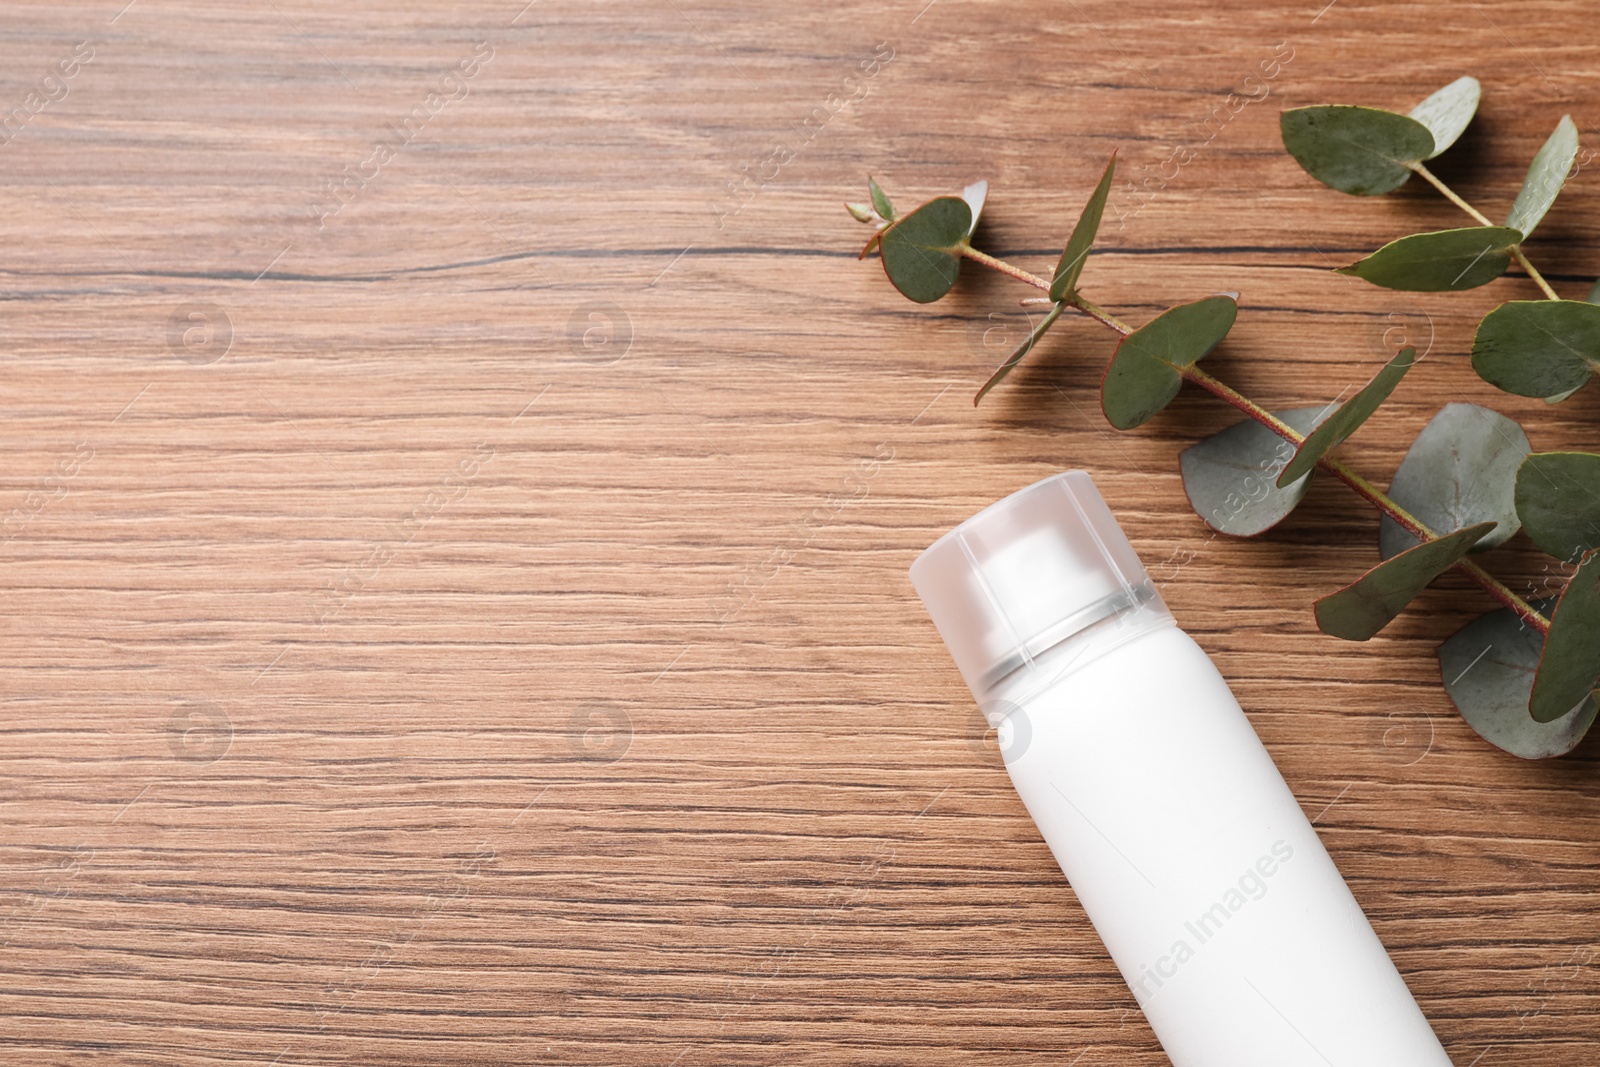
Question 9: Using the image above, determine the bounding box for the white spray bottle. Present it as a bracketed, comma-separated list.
[910, 471, 1453, 1067]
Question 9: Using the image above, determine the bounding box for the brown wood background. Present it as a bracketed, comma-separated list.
[1, 1, 1597, 1063]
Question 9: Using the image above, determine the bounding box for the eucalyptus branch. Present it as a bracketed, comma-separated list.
[958, 244, 1050, 289]
[855, 78, 1600, 755]
[956, 252, 1555, 633]
[1063, 293, 1129, 334]
[1512, 250, 1563, 302]
[1408, 161, 1494, 226]
[1409, 162, 1562, 300]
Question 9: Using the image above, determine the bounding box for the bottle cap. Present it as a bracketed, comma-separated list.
[909, 471, 1170, 709]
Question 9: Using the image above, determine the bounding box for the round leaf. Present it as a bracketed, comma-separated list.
[1051, 153, 1117, 300]
[1531, 550, 1600, 722]
[1379, 402, 1531, 559]
[1179, 406, 1330, 536]
[1514, 451, 1600, 562]
[878, 196, 971, 304]
[1101, 295, 1238, 430]
[1314, 522, 1495, 641]
[1440, 601, 1598, 759]
[1407, 75, 1481, 159]
[1472, 299, 1600, 398]
[1338, 227, 1520, 291]
[1505, 115, 1578, 239]
[1278, 347, 1415, 487]
[1280, 105, 1434, 195]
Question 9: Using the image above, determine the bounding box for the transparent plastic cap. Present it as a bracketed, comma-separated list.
[910, 471, 1171, 708]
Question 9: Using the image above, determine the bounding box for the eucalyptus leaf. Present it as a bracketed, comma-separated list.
[1051, 153, 1117, 301]
[845, 201, 875, 223]
[1278, 347, 1415, 487]
[1472, 299, 1600, 398]
[1545, 384, 1586, 405]
[1101, 295, 1238, 430]
[975, 302, 1065, 404]
[1440, 601, 1598, 759]
[1530, 550, 1600, 722]
[878, 196, 972, 304]
[1280, 106, 1433, 195]
[1407, 75, 1481, 159]
[1179, 406, 1331, 536]
[1338, 227, 1520, 291]
[869, 177, 894, 222]
[1547, 283, 1600, 399]
[1514, 451, 1600, 562]
[1314, 522, 1495, 641]
[961, 180, 988, 237]
[1379, 403, 1530, 559]
[1505, 115, 1578, 238]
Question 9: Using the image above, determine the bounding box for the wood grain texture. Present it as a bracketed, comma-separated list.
[1, 1, 1597, 1063]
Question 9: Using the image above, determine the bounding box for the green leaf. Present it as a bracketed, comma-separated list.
[1514, 451, 1600, 562]
[868, 177, 894, 222]
[975, 302, 1065, 404]
[1101, 294, 1238, 430]
[1531, 550, 1600, 722]
[1314, 522, 1495, 641]
[961, 180, 988, 238]
[1279, 105, 1433, 195]
[1277, 347, 1415, 487]
[1051, 153, 1117, 301]
[1440, 601, 1598, 759]
[878, 196, 971, 304]
[1506, 115, 1578, 238]
[845, 201, 875, 224]
[1547, 280, 1600, 400]
[1179, 406, 1332, 536]
[1407, 75, 1481, 159]
[1338, 227, 1520, 291]
[1472, 299, 1600, 398]
[1379, 403, 1530, 559]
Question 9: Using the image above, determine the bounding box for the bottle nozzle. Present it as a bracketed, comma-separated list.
[909, 471, 1170, 705]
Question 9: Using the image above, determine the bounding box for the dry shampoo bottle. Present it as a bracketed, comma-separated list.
[910, 471, 1453, 1067]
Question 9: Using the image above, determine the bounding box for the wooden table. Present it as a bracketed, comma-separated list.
[2, 1, 1596, 1063]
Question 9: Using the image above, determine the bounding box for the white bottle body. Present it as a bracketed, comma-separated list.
[1001, 622, 1452, 1067]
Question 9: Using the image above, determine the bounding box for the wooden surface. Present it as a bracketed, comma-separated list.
[2, 1, 1598, 1063]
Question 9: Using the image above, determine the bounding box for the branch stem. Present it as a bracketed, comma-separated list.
[1067, 293, 1132, 334]
[1512, 247, 1563, 301]
[957, 245, 1553, 635]
[958, 245, 1051, 290]
[1408, 162, 1495, 225]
